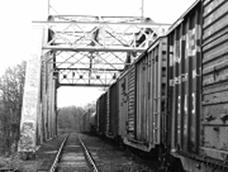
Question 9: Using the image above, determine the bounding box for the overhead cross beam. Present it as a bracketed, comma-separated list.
[37, 15, 170, 87]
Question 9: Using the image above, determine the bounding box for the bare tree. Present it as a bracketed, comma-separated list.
[0, 61, 26, 154]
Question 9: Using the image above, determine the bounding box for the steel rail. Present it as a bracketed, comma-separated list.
[78, 135, 99, 172]
[49, 134, 69, 172]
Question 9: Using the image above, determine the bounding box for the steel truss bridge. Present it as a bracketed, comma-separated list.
[36, 15, 169, 87]
[18, 14, 169, 155]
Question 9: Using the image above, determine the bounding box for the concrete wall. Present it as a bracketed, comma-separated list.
[18, 27, 57, 153]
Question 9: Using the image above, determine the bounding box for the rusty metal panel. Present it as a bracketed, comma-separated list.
[203, 0, 228, 41]
[167, 2, 202, 154]
[201, 0, 228, 162]
[127, 65, 136, 138]
[167, 35, 174, 150]
[107, 82, 119, 138]
[157, 38, 168, 145]
[118, 72, 129, 138]
[136, 53, 149, 142]
[152, 43, 160, 145]
[149, 37, 168, 146]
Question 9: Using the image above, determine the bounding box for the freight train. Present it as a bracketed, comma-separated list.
[80, 111, 96, 134]
[85, 0, 228, 171]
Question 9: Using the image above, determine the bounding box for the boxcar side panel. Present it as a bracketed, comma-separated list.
[201, 0, 228, 162]
[136, 55, 149, 142]
[150, 38, 168, 146]
[127, 65, 136, 139]
[125, 37, 167, 150]
[118, 72, 129, 138]
[98, 93, 107, 136]
[158, 38, 168, 145]
[108, 82, 119, 138]
[168, 2, 202, 154]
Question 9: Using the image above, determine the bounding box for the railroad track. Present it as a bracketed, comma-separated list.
[78, 135, 99, 172]
[47, 133, 99, 172]
[49, 134, 69, 172]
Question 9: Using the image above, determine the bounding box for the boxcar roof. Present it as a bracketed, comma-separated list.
[167, 0, 201, 34]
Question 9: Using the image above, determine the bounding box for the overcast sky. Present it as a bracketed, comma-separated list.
[0, 0, 196, 107]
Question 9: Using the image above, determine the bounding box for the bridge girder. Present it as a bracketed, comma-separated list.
[36, 15, 169, 87]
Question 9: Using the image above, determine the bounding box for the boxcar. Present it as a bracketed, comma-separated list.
[94, 0, 228, 171]
[167, 0, 228, 171]
[126, 64, 137, 139]
[123, 37, 168, 152]
[96, 92, 108, 136]
[201, 0, 228, 168]
[81, 111, 96, 133]
[167, 0, 202, 155]
[117, 64, 137, 144]
[88, 112, 96, 133]
[118, 70, 130, 141]
[81, 112, 90, 133]
[106, 82, 119, 138]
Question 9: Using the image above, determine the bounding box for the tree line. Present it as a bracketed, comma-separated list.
[57, 103, 96, 133]
[0, 61, 26, 155]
